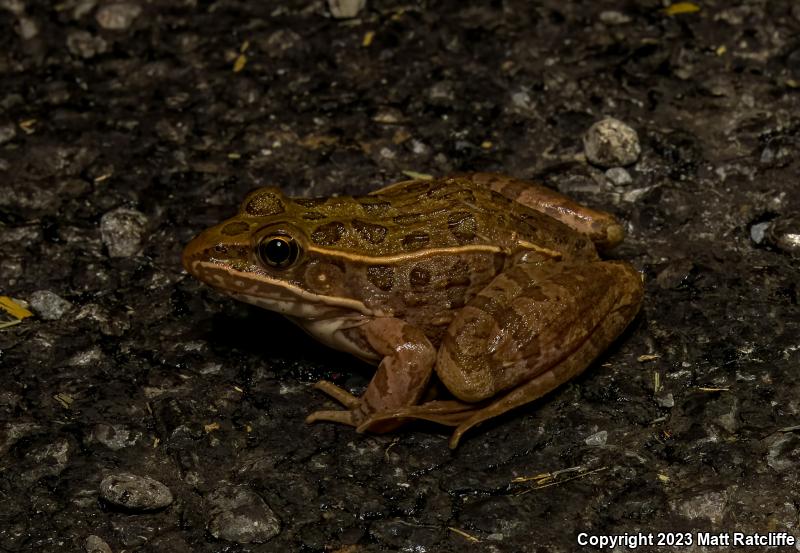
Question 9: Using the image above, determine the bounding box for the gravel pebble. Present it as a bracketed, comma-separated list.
[206, 485, 280, 544]
[99, 472, 174, 511]
[765, 215, 800, 257]
[17, 16, 38, 40]
[100, 207, 148, 257]
[95, 2, 141, 30]
[327, 0, 365, 18]
[29, 290, 73, 320]
[656, 392, 675, 408]
[583, 117, 641, 167]
[0, 122, 16, 144]
[67, 30, 108, 58]
[605, 167, 633, 186]
[599, 10, 631, 25]
[93, 423, 142, 450]
[584, 430, 608, 447]
[750, 221, 770, 245]
[675, 489, 727, 524]
[85, 535, 112, 553]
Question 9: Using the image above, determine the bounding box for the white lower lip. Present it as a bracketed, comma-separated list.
[193, 261, 382, 318]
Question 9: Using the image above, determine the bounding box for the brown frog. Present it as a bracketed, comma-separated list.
[182, 173, 643, 447]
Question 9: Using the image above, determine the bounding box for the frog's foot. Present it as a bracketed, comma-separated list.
[355, 400, 481, 436]
[305, 380, 361, 427]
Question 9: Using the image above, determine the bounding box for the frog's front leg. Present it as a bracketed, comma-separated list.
[306, 318, 436, 433]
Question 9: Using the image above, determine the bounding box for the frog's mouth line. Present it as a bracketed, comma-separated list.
[188, 261, 380, 318]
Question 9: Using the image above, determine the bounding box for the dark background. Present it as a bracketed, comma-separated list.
[2, 1, 800, 551]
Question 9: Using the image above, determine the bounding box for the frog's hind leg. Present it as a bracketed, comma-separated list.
[436, 259, 643, 447]
[466, 172, 625, 250]
[446, 349, 598, 448]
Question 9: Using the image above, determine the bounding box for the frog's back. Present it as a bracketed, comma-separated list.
[281, 175, 594, 259]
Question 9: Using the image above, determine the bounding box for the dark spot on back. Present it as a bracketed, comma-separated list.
[301, 211, 327, 220]
[425, 182, 449, 198]
[311, 222, 345, 245]
[294, 198, 327, 208]
[353, 219, 387, 244]
[366, 265, 394, 291]
[394, 213, 422, 226]
[245, 192, 285, 216]
[402, 231, 430, 251]
[409, 265, 431, 288]
[447, 211, 477, 243]
[358, 198, 391, 216]
[221, 221, 249, 236]
[447, 260, 471, 287]
[447, 287, 467, 309]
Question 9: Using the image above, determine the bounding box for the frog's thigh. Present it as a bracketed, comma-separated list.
[437, 260, 643, 408]
[469, 172, 624, 249]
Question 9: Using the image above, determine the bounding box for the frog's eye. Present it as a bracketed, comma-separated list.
[258, 235, 300, 268]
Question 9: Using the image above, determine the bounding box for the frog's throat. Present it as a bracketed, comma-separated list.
[188, 261, 378, 318]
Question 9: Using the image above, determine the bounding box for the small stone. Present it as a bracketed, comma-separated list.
[95, 2, 141, 30]
[1, 0, 25, 15]
[599, 10, 631, 25]
[584, 430, 608, 447]
[16, 16, 38, 39]
[73, 0, 98, 19]
[605, 167, 633, 186]
[372, 108, 403, 124]
[510, 89, 534, 112]
[750, 221, 769, 245]
[0, 122, 17, 145]
[206, 485, 280, 544]
[263, 29, 303, 55]
[29, 290, 73, 320]
[100, 207, 148, 257]
[765, 215, 800, 257]
[93, 423, 141, 450]
[675, 489, 727, 524]
[655, 392, 675, 408]
[66, 30, 108, 59]
[99, 472, 173, 511]
[427, 80, 455, 104]
[583, 117, 641, 168]
[409, 139, 430, 156]
[85, 535, 112, 553]
[22, 438, 71, 482]
[764, 433, 800, 473]
[327, 0, 365, 18]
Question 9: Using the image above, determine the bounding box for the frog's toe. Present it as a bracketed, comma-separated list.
[306, 409, 357, 427]
[356, 401, 477, 434]
[312, 380, 360, 409]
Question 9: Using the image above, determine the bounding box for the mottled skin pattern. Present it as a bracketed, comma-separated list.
[183, 173, 644, 447]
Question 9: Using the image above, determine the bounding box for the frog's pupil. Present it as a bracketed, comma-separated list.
[266, 239, 289, 263]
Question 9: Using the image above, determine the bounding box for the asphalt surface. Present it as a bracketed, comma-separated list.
[1, 1, 800, 551]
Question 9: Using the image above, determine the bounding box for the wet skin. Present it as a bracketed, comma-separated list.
[183, 173, 643, 447]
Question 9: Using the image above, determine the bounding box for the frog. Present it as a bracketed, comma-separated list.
[182, 173, 643, 448]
